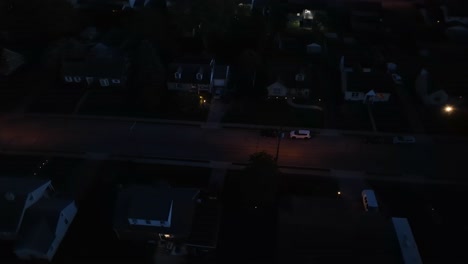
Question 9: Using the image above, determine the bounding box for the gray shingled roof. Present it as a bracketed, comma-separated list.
[213, 65, 229, 79]
[16, 198, 73, 254]
[346, 72, 393, 93]
[114, 185, 199, 239]
[62, 57, 126, 79]
[0, 178, 50, 235]
[167, 63, 212, 85]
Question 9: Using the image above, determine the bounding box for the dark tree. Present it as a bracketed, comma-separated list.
[1, 0, 80, 41]
[240, 152, 279, 207]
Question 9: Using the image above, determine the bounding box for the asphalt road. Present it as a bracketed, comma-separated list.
[0, 115, 459, 179]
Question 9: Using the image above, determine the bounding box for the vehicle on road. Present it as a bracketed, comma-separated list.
[362, 189, 379, 212]
[260, 129, 279, 138]
[289, 130, 311, 139]
[393, 136, 416, 144]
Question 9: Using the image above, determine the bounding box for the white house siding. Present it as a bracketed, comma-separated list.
[17, 181, 53, 234]
[345, 91, 365, 101]
[48, 201, 78, 261]
[25, 181, 52, 209]
[267, 82, 288, 97]
[213, 79, 226, 87]
[345, 91, 390, 102]
[167, 82, 192, 91]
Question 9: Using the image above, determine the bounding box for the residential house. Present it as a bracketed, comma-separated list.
[266, 58, 319, 100]
[114, 185, 220, 253]
[212, 64, 230, 98]
[167, 58, 216, 94]
[14, 198, 78, 262]
[340, 52, 392, 102]
[61, 42, 128, 89]
[415, 63, 468, 106]
[0, 178, 53, 240]
[0, 48, 25, 76]
[236, 0, 269, 12]
[441, 1, 468, 26]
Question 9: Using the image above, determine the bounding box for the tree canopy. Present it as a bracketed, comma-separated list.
[240, 152, 280, 207]
[1, 0, 80, 40]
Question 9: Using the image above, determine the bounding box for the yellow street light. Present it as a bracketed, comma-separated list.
[337, 191, 341, 195]
[444, 105, 454, 113]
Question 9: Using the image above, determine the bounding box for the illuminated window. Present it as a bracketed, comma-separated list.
[112, 79, 121, 84]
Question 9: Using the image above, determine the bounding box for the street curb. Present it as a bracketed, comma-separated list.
[16, 113, 464, 139]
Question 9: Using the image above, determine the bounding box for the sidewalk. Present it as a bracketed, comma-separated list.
[203, 99, 228, 129]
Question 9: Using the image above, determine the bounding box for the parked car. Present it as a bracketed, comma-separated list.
[260, 129, 279, 137]
[393, 136, 416, 144]
[289, 130, 311, 139]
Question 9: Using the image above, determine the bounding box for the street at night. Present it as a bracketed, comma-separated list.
[0, 114, 451, 179]
[2, 0, 468, 263]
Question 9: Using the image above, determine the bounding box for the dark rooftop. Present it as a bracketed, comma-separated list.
[0, 178, 51, 235]
[346, 71, 393, 93]
[268, 58, 320, 94]
[277, 196, 402, 264]
[62, 57, 127, 79]
[167, 62, 213, 84]
[16, 198, 73, 254]
[114, 185, 199, 238]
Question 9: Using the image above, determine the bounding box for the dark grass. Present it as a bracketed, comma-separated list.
[334, 102, 373, 131]
[368, 180, 468, 264]
[223, 99, 324, 128]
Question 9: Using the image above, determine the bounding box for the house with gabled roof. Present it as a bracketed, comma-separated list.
[0, 178, 53, 240]
[266, 60, 318, 100]
[114, 185, 221, 255]
[61, 42, 128, 89]
[0, 48, 25, 76]
[113, 185, 200, 241]
[167, 57, 216, 94]
[14, 198, 77, 262]
[339, 47, 392, 103]
[0, 177, 78, 261]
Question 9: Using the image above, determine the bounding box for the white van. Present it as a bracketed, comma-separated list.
[362, 189, 379, 212]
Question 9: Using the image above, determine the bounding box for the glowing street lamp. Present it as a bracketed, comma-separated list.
[444, 105, 454, 113]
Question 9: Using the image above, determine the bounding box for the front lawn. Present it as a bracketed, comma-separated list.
[371, 100, 410, 133]
[77, 90, 209, 121]
[223, 99, 324, 128]
[422, 106, 468, 135]
[334, 102, 372, 131]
